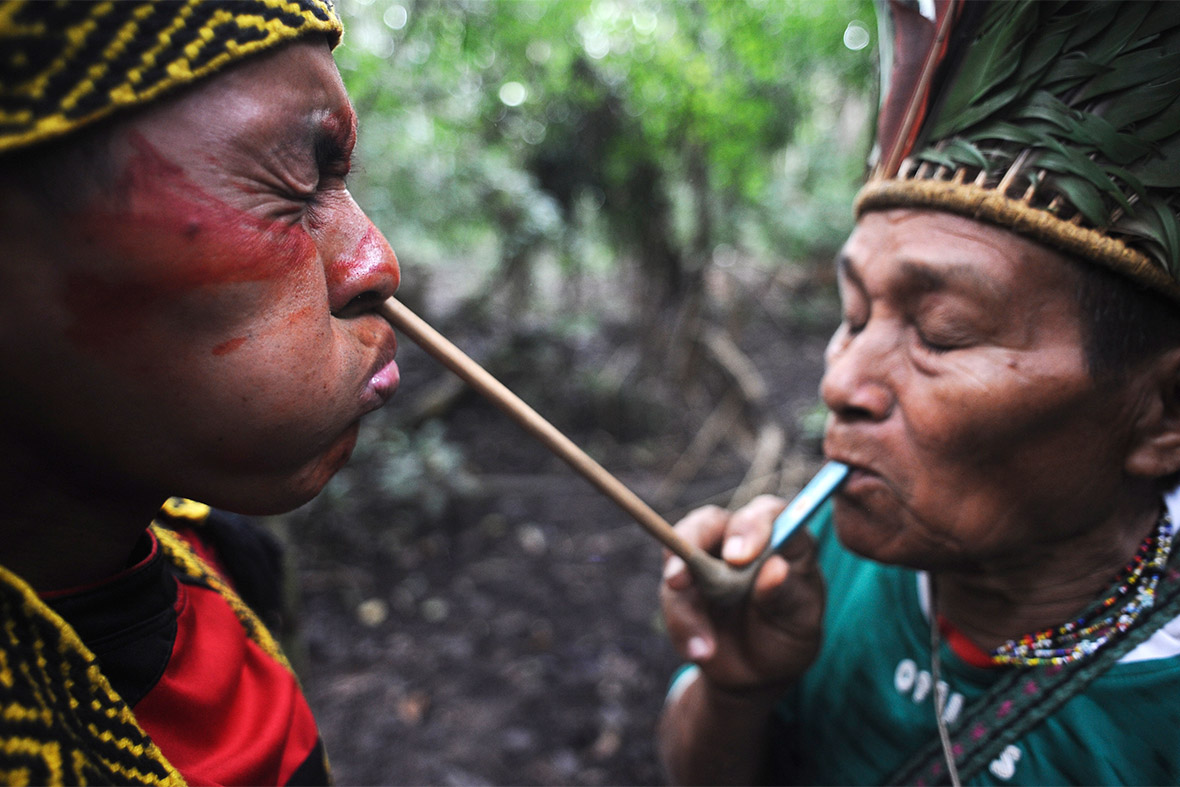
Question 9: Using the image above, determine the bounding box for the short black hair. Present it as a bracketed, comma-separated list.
[1074, 260, 1180, 381]
[0, 120, 118, 213]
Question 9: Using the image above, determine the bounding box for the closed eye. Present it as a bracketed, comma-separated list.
[916, 332, 956, 353]
[315, 135, 351, 182]
[314, 107, 356, 182]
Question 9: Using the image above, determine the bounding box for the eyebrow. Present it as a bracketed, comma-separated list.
[835, 252, 865, 293]
[898, 259, 1003, 300]
[836, 253, 1003, 301]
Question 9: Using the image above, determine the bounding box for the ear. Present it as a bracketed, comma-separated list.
[1125, 348, 1180, 478]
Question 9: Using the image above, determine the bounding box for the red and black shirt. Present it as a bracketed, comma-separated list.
[23, 506, 329, 786]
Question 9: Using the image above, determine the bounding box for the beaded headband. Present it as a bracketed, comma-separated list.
[858, 0, 1180, 301]
[0, 0, 343, 154]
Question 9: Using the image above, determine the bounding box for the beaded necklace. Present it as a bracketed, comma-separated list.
[991, 512, 1174, 667]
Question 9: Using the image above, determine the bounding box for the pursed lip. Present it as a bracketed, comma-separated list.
[363, 330, 400, 410]
[834, 464, 886, 499]
[823, 440, 886, 497]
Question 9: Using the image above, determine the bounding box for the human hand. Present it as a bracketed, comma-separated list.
[660, 495, 825, 695]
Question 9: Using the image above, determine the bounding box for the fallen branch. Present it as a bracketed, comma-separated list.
[728, 422, 787, 509]
[700, 326, 768, 407]
[652, 391, 742, 507]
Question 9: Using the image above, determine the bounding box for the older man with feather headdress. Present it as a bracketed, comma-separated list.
[658, 1, 1180, 784]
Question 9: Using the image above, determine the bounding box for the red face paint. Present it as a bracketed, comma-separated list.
[65, 132, 317, 350]
[4, 40, 402, 521]
[212, 337, 247, 356]
[325, 223, 388, 296]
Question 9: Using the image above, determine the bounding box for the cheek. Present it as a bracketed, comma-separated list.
[901, 358, 1044, 458]
[211, 302, 334, 409]
[900, 366, 1108, 510]
[903, 389, 1006, 463]
[62, 132, 318, 355]
[245, 303, 328, 376]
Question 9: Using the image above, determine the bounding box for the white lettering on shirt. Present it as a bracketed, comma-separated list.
[989, 744, 1022, 780]
[893, 658, 965, 724]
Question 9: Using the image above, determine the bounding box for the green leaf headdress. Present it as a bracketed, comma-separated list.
[857, 0, 1180, 301]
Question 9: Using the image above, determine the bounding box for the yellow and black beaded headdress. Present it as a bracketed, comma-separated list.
[0, 0, 343, 154]
[858, 0, 1180, 301]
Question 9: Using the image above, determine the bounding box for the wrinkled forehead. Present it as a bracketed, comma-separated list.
[842, 208, 1083, 295]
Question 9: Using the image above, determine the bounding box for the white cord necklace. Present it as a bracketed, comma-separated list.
[929, 590, 962, 787]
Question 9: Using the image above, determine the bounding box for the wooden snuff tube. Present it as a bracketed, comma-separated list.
[379, 296, 847, 606]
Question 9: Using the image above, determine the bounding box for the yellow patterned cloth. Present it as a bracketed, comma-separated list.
[0, 0, 343, 153]
[0, 503, 304, 786]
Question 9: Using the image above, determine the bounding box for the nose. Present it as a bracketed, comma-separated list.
[820, 323, 895, 422]
[322, 193, 400, 317]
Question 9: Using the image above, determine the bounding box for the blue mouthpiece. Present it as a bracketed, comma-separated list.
[769, 461, 849, 551]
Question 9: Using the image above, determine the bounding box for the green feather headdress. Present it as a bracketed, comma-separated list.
[857, 0, 1180, 301]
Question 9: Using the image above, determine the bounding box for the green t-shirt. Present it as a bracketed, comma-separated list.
[764, 503, 1180, 785]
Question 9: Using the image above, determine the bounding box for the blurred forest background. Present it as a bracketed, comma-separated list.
[274, 0, 877, 783]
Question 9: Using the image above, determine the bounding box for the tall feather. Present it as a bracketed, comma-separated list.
[873, 0, 969, 178]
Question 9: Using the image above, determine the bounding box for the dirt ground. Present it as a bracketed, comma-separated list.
[275, 266, 837, 785]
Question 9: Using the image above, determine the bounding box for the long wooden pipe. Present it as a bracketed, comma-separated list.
[378, 296, 844, 605]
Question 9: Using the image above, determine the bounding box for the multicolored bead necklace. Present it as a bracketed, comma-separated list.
[991, 512, 1175, 667]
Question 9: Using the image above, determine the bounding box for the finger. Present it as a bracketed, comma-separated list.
[751, 553, 790, 602]
[672, 504, 730, 554]
[753, 530, 820, 606]
[776, 531, 821, 590]
[721, 495, 787, 565]
[660, 580, 716, 663]
[662, 553, 692, 592]
[749, 544, 824, 633]
[777, 522, 817, 562]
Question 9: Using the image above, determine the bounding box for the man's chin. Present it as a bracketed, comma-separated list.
[195, 423, 362, 516]
[832, 505, 911, 566]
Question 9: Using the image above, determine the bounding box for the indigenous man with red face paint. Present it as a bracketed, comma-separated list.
[659, 1, 1180, 784]
[0, 2, 401, 784]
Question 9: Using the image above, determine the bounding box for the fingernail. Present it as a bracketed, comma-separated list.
[722, 535, 745, 561]
[687, 636, 711, 661]
[663, 556, 686, 581]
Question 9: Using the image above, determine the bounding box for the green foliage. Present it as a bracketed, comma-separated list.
[335, 0, 875, 311]
[913, 1, 1180, 274]
[307, 414, 479, 556]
